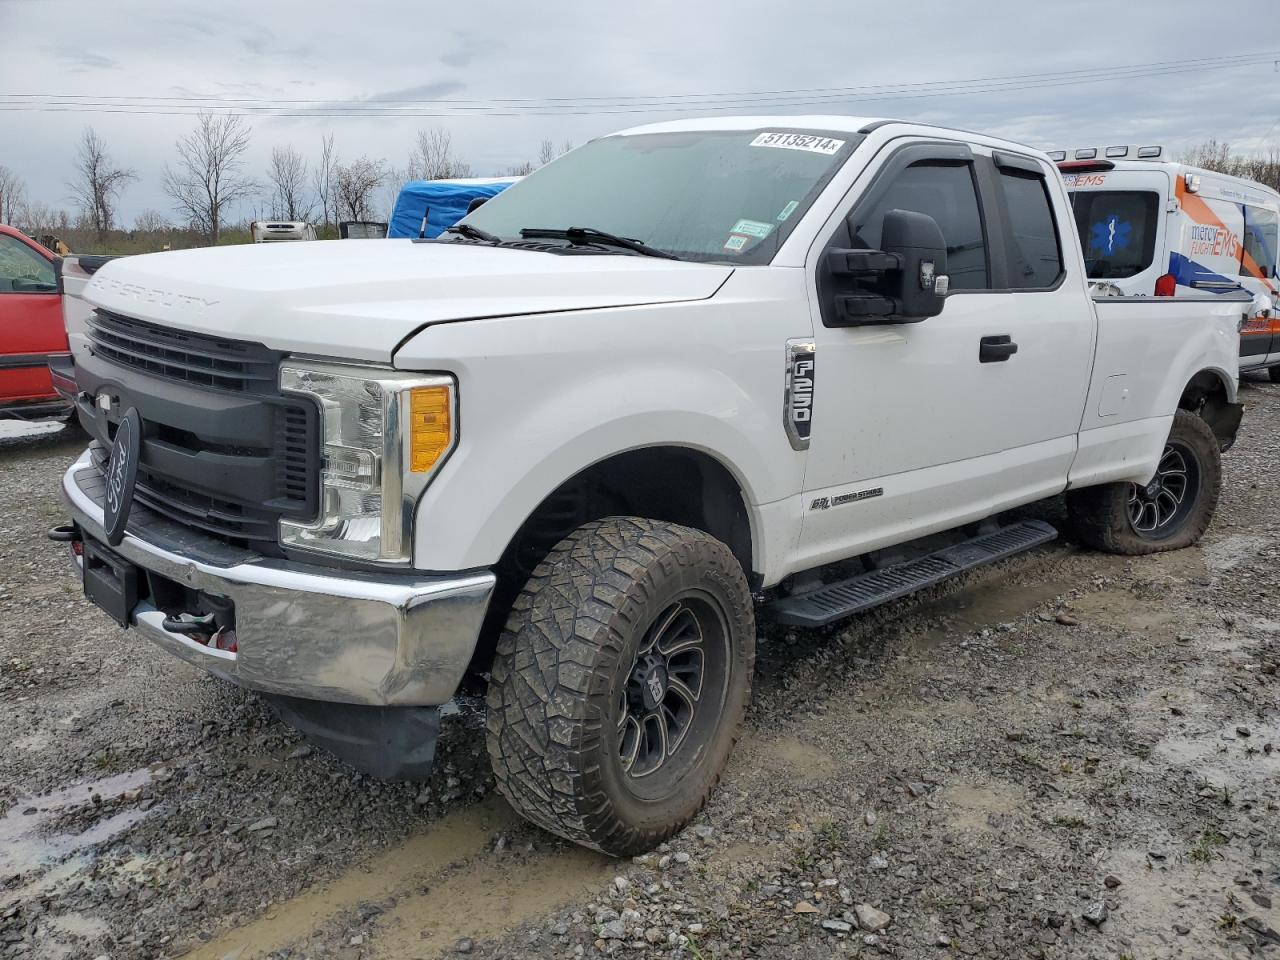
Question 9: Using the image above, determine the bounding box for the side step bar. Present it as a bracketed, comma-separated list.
[765, 520, 1058, 628]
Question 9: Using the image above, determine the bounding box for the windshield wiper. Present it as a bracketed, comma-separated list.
[443, 223, 502, 243]
[519, 226, 680, 260]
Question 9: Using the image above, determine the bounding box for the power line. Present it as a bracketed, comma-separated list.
[0, 52, 1275, 119]
[2, 51, 1274, 106]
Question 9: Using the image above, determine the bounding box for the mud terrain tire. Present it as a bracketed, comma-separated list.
[1067, 409, 1221, 555]
[486, 517, 755, 856]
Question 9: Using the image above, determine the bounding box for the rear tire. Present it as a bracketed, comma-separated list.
[485, 517, 755, 856]
[1066, 409, 1220, 555]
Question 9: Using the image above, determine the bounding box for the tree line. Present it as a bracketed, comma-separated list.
[0, 114, 571, 249]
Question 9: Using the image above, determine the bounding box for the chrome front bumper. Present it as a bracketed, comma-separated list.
[61, 450, 495, 707]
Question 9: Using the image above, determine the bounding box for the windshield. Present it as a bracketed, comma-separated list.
[458, 129, 857, 264]
[1069, 190, 1161, 279]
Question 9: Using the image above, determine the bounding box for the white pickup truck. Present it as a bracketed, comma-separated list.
[54, 116, 1246, 855]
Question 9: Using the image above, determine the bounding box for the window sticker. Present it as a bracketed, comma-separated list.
[777, 200, 800, 221]
[723, 234, 750, 253]
[750, 132, 846, 155]
[731, 218, 774, 240]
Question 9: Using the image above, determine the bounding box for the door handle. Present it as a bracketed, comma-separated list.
[979, 335, 1018, 363]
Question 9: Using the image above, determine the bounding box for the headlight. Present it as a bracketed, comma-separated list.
[279, 360, 456, 563]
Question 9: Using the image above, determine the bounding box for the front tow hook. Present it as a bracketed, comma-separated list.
[162, 614, 217, 636]
[47, 523, 79, 543]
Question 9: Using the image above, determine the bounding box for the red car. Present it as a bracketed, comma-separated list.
[0, 224, 70, 419]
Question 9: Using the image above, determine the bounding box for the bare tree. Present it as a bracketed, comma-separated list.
[133, 209, 172, 232]
[335, 156, 386, 221]
[267, 144, 313, 221]
[537, 138, 556, 167]
[16, 199, 62, 234]
[162, 113, 256, 244]
[312, 133, 337, 231]
[0, 164, 25, 224]
[560, 138, 575, 156]
[506, 160, 536, 177]
[67, 127, 137, 239]
[1180, 139, 1280, 193]
[408, 128, 471, 180]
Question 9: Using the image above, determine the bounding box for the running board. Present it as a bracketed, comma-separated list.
[765, 520, 1058, 628]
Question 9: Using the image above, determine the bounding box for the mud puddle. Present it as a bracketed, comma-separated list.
[914, 570, 1074, 649]
[1153, 720, 1280, 791]
[0, 767, 156, 908]
[188, 795, 613, 960]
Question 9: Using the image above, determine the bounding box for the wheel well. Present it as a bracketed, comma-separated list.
[1179, 370, 1241, 450]
[470, 447, 754, 672]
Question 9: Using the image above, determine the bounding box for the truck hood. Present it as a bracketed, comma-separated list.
[84, 239, 734, 363]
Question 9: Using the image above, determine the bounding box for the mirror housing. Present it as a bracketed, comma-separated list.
[827, 209, 949, 325]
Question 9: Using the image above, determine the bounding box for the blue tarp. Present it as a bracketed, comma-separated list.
[387, 178, 518, 239]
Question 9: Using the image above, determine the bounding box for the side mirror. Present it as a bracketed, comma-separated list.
[827, 209, 949, 325]
[466, 196, 489, 214]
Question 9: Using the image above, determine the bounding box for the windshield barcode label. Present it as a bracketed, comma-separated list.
[751, 132, 845, 155]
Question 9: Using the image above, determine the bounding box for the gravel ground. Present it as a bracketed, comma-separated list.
[1, 379, 1277, 960]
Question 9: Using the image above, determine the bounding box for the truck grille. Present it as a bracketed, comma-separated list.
[88, 310, 278, 394]
[79, 311, 320, 551]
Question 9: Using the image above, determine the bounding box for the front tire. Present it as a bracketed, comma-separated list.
[1269, 365, 1280, 384]
[485, 517, 755, 856]
[1066, 409, 1221, 555]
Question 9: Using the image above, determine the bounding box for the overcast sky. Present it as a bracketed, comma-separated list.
[2, 0, 1278, 226]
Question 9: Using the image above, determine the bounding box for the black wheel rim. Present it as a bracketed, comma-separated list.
[1127, 440, 1200, 539]
[616, 593, 729, 790]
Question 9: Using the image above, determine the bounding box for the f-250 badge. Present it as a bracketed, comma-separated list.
[784, 339, 815, 451]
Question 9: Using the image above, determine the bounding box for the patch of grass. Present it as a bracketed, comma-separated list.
[873, 822, 890, 847]
[790, 843, 816, 871]
[1188, 827, 1229, 863]
[1217, 913, 1240, 934]
[1053, 815, 1088, 830]
[1015, 750, 1046, 771]
[815, 819, 843, 848]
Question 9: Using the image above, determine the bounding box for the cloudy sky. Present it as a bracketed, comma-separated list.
[2, 0, 1278, 226]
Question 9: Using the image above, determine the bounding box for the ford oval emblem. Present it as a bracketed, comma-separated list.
[103, 407, 142, 546]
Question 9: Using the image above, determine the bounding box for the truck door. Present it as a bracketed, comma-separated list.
[794, 141, 1094, 571]
[0, 232, 64, 408]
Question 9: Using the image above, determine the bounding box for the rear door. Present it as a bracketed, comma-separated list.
[794, 140, 1094, 571]
[1064, 169, 1170, 294]
[0, 232, 64, 406]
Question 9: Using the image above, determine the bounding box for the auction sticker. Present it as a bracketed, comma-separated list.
[750, 132, 845, 155]
[723, 234, 750, 253]
[731, 218, 774, 239]
[777, 200, 800, 221]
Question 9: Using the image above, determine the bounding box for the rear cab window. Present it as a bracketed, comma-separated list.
[995, 168, 1063, 288]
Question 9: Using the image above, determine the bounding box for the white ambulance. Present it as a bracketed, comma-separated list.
[1052, 145, 1280, 380]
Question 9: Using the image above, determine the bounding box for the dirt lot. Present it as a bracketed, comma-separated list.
[2, 380, 1278, 960]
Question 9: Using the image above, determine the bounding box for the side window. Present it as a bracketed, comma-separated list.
[996, 169, 1063, 288]
[0, 235, 56, 294]
[851, 161, 989, 290]
[1241, 204, 1278, 280]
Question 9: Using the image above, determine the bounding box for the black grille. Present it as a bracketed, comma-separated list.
[91, 445, 279, 542]
[79, 311, 320, 551]
[88, 310, 279, 393]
